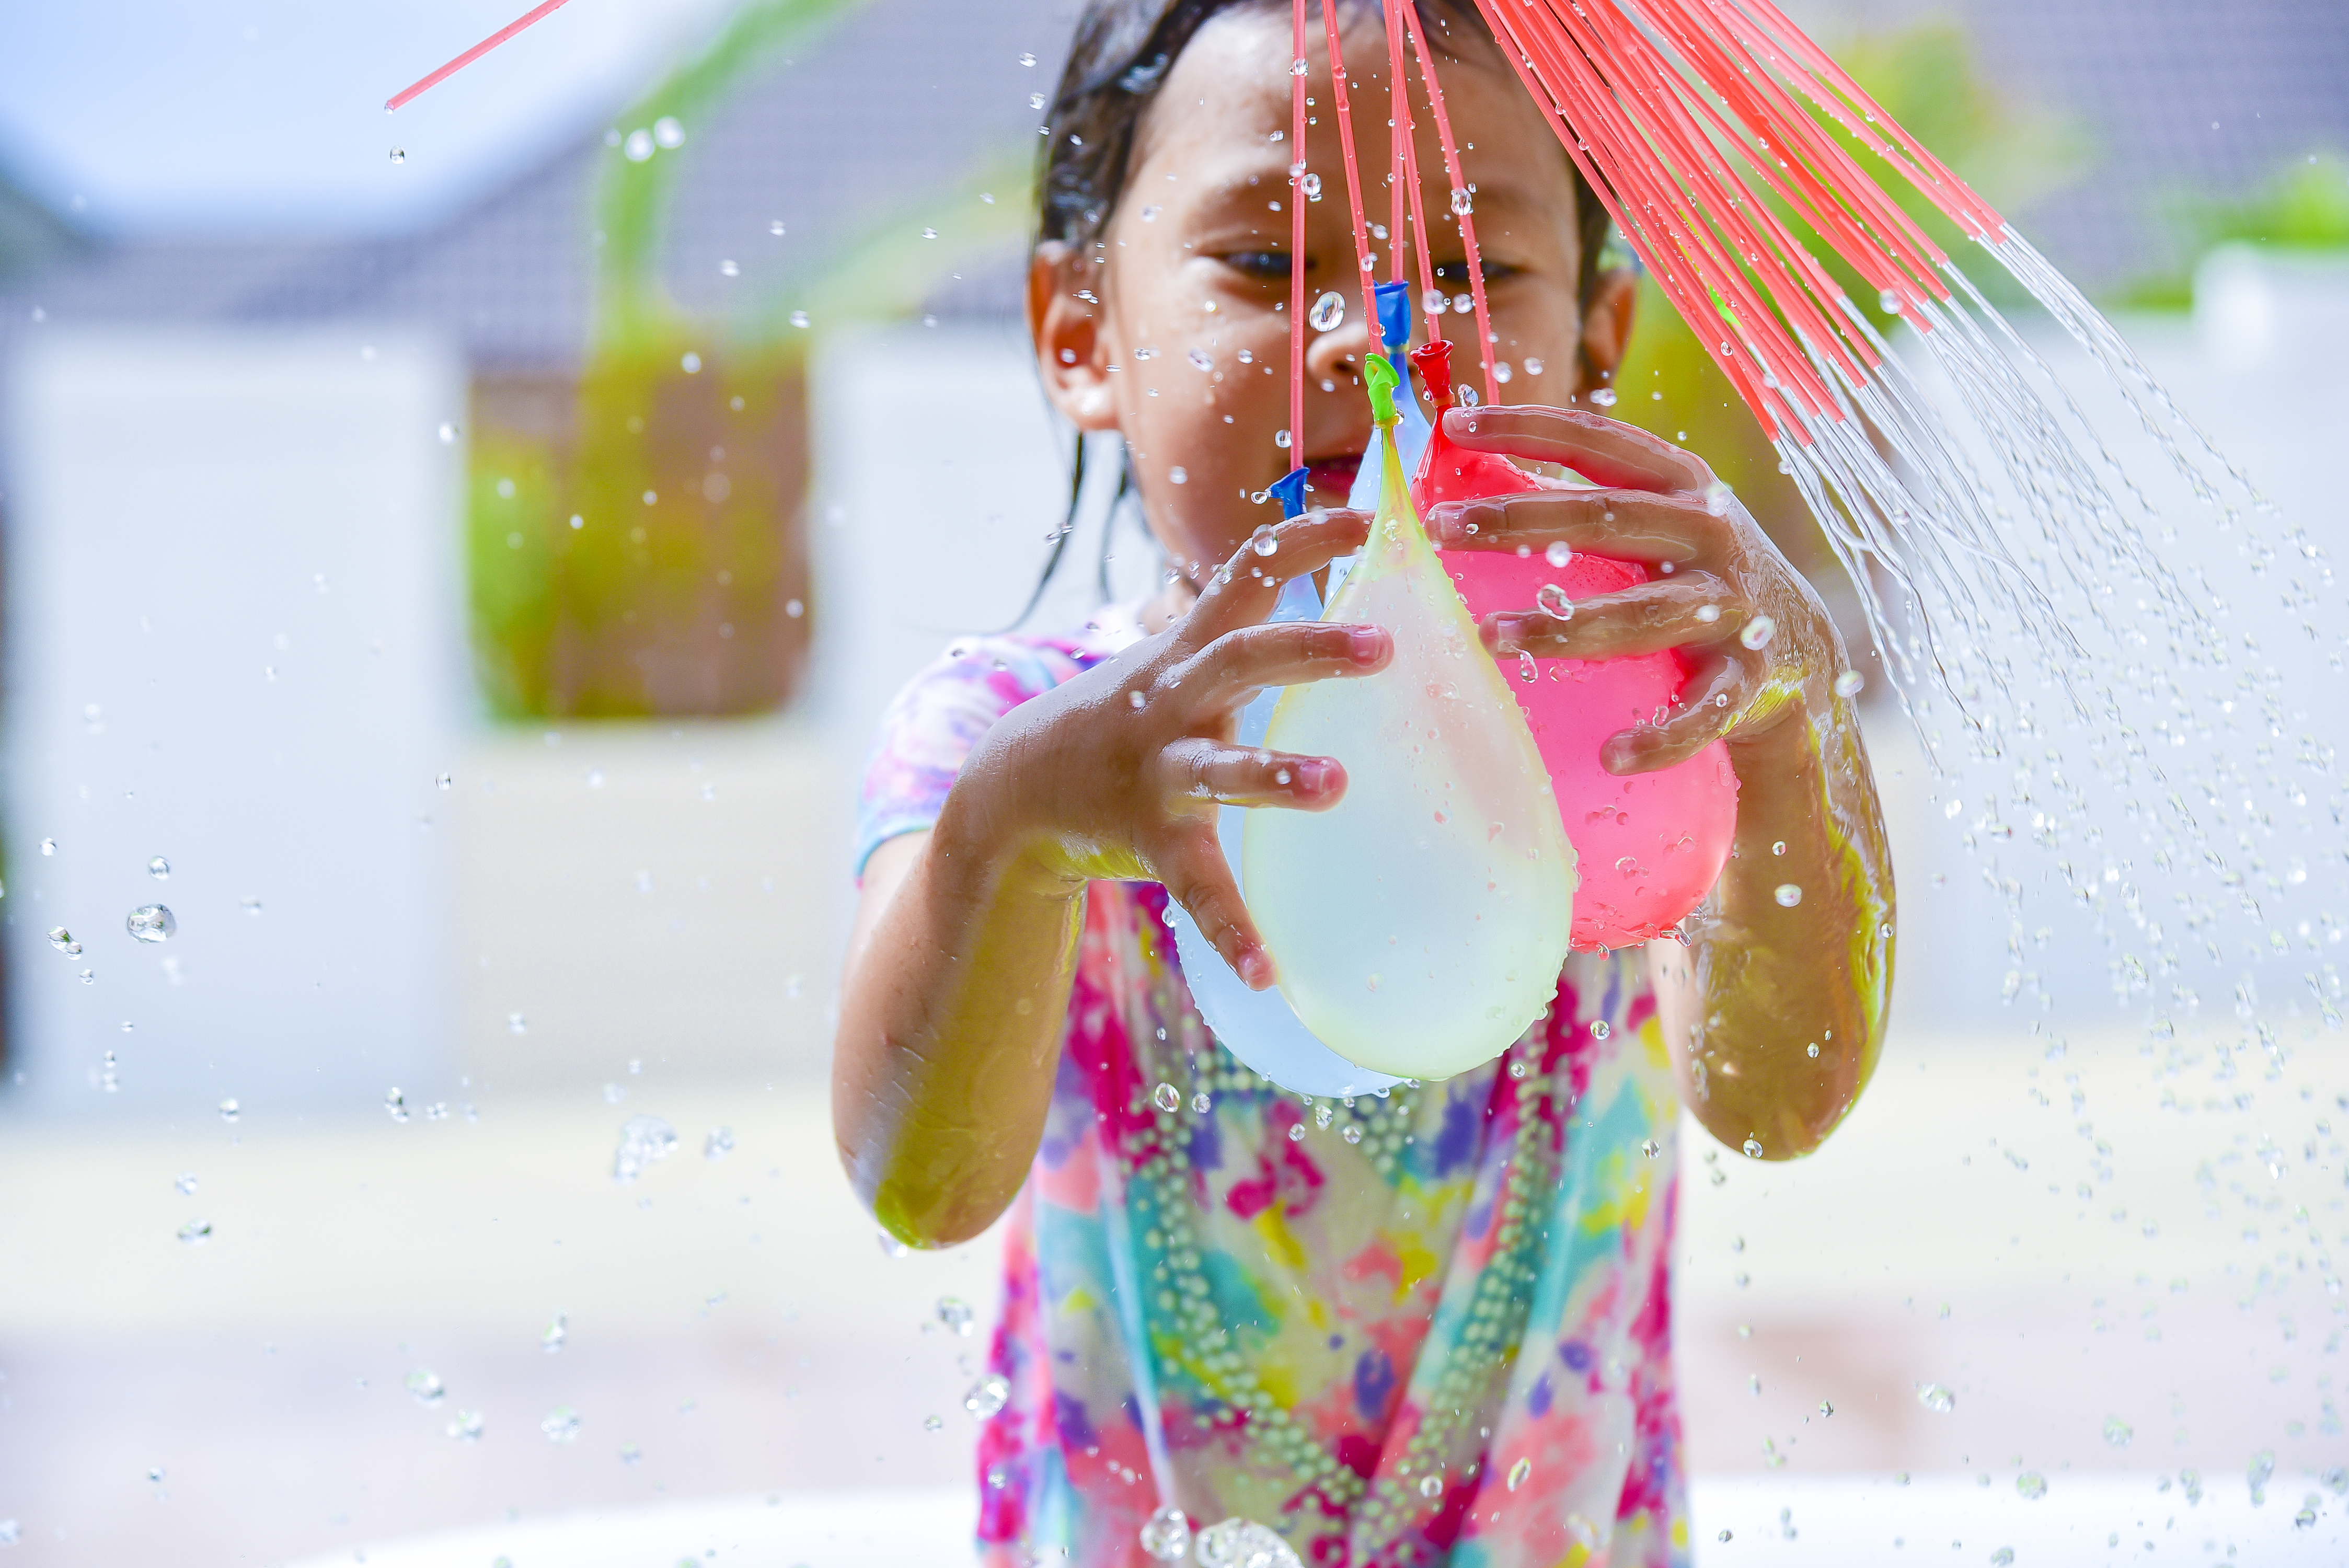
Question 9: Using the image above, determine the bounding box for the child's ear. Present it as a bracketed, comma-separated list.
[1576, 267, 1640, 394]
[1028, 242, 1120, 432]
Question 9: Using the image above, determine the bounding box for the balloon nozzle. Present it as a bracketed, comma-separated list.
[1364, 354, 1401, 428]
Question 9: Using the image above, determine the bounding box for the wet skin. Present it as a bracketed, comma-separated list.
[833, 9, 1894, 1248]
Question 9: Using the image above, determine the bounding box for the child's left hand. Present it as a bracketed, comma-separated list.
[1424, 401, 1893, 1162]
[1423, 403, 1848, 772]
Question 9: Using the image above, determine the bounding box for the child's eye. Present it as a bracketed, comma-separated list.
[1432, 258, 1519, 288]
[1216, 250, 1293, 281]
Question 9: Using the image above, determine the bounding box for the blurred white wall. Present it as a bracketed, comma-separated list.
[3, 329, 466, 1117]
[806, 319, 1166, 756]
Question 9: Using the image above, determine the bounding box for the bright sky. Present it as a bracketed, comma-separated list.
[0, 0, 744, 240]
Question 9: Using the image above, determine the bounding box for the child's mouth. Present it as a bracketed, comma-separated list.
[1305, 455, 1361, 504]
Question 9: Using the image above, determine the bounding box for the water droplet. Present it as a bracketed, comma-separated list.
[46, 927, 82, 956]
[769, 219, 786, 236]
[218, 1098, 239, 1122]
[1833, 670, 1864, 697]
[937, 1296, 975, 1336]
[788, 310, 810, 329]
[1507, 1060, 1528, 1080]
[1591, 1019, 1610, 1040]
[384, 1088, 409, 1123]
[611, 1114, 679, 1184]
[1739, 614, 1776, 651]
[542, 1312, 568, 1353]
[2102, 1416, 2133, 1448]
[146, 855, 170, 880]
[406, 1368, 445, 1406]
[1169, 465, 1189, 485]
[508, 1012, 528, 1034]
[1989, 1550, 2014, 1566]
[1251, 525, 1279, 557]
[437, 422, 458, 444]
[1588, 387, 1617, 407]
[1641, 1138, 1662, 1158]
[39, 838, 55, 856]
[1342, 1124, 1362, 1144]
[963, 1375, 1010, 1418]
[1916, 1382, 1956, 1413]
[1449, 188, 1473, 215]
[1187, 348, 1213, 371]
[540, 1405, 581, 1444]
[1419, 1473, 1444, 1497]
[652, 116, 684, 149]
[1191, 1091, 1212, 1113]
[176, 1217, 212, 1246]
[1879, 289, 1903, 315]
[1152, 1081, 1181, 1113]
[446, 1408, 485, 1443]
[1536, 583, 1574, 619]
[388, 147, 406, 165]
[1019, 51, 1037, 66]
[877, 1230, 909, 1259]
[1543, 541, 1572, 569]
[1774, 883, 1803, 907]
[704, 1125, 734, 1161]
[125, 904, 176, 943]
[1308, 291, 1345, 332]
[2017, 1471, 2047, 1500]
[1807, 1042, 1821, 1057]
[624, 128, 655, 162]
[1287, 1122, 1306, 1142]
[173, 1171, 198, 1196]
[1139, 1505, 1192, 1562]
[1742, 1137, 1764, 1157]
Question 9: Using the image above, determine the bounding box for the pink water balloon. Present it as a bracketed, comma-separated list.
[1411, 345, 1737, 951]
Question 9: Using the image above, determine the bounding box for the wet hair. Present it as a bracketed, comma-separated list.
[1015, 0, 1615, 625]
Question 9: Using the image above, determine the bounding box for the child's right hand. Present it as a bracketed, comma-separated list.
[942, 508, 1391, 990]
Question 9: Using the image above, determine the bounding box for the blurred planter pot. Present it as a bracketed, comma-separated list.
[467, 344, 810, 718]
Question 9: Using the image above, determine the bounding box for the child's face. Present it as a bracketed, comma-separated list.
[1030, 6, 1631, 591]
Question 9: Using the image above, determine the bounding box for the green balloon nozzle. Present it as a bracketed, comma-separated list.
[1363, 353, 1401, 428]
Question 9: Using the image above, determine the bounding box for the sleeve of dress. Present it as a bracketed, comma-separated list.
[852, 637, 1090, 881]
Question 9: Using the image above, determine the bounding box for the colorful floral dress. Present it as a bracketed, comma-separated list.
[855, 611, 1690, 1568]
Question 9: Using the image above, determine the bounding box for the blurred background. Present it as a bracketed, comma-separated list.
[0, 0, 2343, 1562]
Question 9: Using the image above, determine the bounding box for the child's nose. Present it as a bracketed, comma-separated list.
[1304, 306, 1373, 392]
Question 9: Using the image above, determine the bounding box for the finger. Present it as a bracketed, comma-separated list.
[1482, 579, 1746, 661]
[1182, 509, 1373, 647]
[1441, 403, 1710, 493]
[1157, 825, 1277, 989]
[1599, 653, 1755, 775]
[1157, 736, 1349, 810]
[1425, 486, 1724, 567]
[1174, 620, 1391, 712]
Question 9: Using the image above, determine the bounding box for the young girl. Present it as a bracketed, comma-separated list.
[835, 2, 1894, 1562]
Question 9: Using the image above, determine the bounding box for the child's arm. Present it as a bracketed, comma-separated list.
[834, 512, 1387, 1248]
[1428, 405, 1894, 1159]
